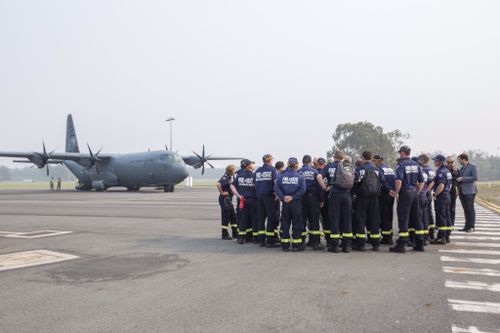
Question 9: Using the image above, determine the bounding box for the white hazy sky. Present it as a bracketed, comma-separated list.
[1, 0, 499, 167]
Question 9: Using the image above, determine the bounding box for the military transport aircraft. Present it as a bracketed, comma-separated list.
[0, 114, 242, 192]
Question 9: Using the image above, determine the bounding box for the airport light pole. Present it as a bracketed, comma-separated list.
[165, 117, 175, 151]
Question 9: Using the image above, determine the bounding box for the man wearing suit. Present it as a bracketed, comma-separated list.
[456, 153, 479, 232]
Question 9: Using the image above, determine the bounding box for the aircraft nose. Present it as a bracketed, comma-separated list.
[176, 165, 190, 183]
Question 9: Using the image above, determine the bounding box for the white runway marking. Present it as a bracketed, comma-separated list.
[443, 266, 500, 277]
[440, 249, 500, 256]
[446, 280, 500, 292]
[452, 236, 500, 241]
[453, 242, 500, 248]
[449, 299, 500, 314]
[0, 230, 73, 239]
[461, 231, 500, 236]
[452, 325, 500, 333]
[441, 256, 500, 265]
[0, 250, 78, 272]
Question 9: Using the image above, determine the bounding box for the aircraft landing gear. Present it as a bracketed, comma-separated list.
[127, 186, 141, 192]
[164, 185, 175, 193]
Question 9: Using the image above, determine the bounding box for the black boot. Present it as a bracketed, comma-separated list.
[380, 235, 393, 245]
[429, 227, 435, 240]
[231, 227, 238, 239]
[413, 238, 425, 252]
[328, 239, 340, 253]
[352, 238, 366, 252]
[446, 231, 451, 244]
[430, 238, 446, 245]
[342, 238, 352, 253]
[222, 229, 232, 240]
[390, 238, 407, 253]
[237, 237, 245, 245]
[371, 239, 380, 252]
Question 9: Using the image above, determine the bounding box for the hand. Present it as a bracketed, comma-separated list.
[274, 195, 280, 202]
[222, 191, 229, 196]
[395, 193, 399, 202]
[284, 196, 293, 203]
[457, 177, 463, 182]
[389, 190, 396, 198]
[320, 202, 324, 208]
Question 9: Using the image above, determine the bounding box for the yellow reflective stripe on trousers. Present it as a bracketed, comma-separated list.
[342, 233, 353, 238]
[281, 238, 291, 243]
[428, 224, 436, 228]
[238, 231, 247, 236]
[415, 230, 427, 235]
[231, 224, 238, 228]
[246, 228, 253, 233]
[309, 231, 322, 235]
[408, 228, 415, 232]
[323, 230, 332, 234]
[331, 234, 341, 239]
[292, 239, 303, 244]
[370, 234, 381, 239]
[439, 226, 453, 231]
[221, 226, 229, 230]
[381, 230, 393, 235]
[265, 232, 275, 237]
[356, 233, 366, 239]
[399, 232, 409, 237]
[257, 231, 266, 235]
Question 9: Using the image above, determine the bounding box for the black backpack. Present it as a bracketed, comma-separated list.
[360, 168, 380, 197]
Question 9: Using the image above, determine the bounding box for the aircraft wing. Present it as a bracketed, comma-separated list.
[0, 151, 112, 168]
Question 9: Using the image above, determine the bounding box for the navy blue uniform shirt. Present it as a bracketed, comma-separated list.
[274, 168, 307, 201]
[233, 169, 256, 198]
[433, 165, 452, 193]
[395, 157, 424, 191]
[254, 164, 278, 197]
[421, 165, 434, 195]
[218, 174, 234, 194]
[378, 163, 396, 192]
[324, 161, 350, 193]
[298, 165, 322, 194]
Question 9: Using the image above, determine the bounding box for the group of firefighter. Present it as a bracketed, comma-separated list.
[217, 145, 457, 253]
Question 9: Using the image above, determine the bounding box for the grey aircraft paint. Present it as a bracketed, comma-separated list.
[0, 114, 242, 192]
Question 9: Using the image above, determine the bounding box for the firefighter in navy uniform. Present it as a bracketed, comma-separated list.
[316, 157, 332, 248]
[324, 151, 354, 253]
[216, 165, 237, 239]
[274, 158, 307, 252]
[234, 160, 246, 237]
[373, 155, 396, 245]
[230, 159, 257, 244]
[446, 156, 459, 226]
[423, 158, 437, 239]
[430, 155, 453, 245]
[254, 154, 279, 247]
[390, 146, 426, 253]
[352, 151, 385, 251]
[298, 155, 327, 251]
[418, 154, 434, 244]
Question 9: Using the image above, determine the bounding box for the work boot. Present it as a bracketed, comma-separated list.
[265, 240, 281, 248]
[222, 230, 232, 240]
[413, 238, 425, 252]
[430, 238, 446, 245]
[231, 228, 238, 239]
[313, 243, 325, 251]
[390, 239, 407, 253]
[328, 239, 340, 253]
[380, 235, 393, 245]
[352, 239, 366, 252]
[282, 246, 289, 252]
[237, 237, 245, 245]
[445, 234, 451, 244]
[245, 234, 253, 243]
[342, 239, 352, 253]
[371, 240, 380, 252]
[429, 228, 435, 239]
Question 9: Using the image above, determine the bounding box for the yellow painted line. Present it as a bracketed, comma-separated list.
[0, 250, 78, 272]
[477, 197, 500, 214]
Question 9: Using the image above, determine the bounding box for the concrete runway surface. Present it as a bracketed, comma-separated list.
[0, 188, 499, 333]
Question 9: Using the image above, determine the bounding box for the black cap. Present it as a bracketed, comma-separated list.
[411, 156, 419, 162]
[241, 159, 255, 168]
[288, 157, 299, 166]
[302, 155, 312, 163]
[373, 154, 384, 160]
[398, 145, 411, 154]
[317, 157, 326, 164]
[432, 154, 446, 163]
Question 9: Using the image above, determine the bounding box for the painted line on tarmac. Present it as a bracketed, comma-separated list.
[461, 231, 500, 236]
[443, 266, 500, 277]
[440, 249, 500, 256]
[446, 280, 500, 293]
[452, 236, 500, 241]
[441, 256, 500, 265]
[452, 242, 500, 248]
[449, 299, 500, 314]
[452, 324, 500, 333]
[0, 250, 78, 272]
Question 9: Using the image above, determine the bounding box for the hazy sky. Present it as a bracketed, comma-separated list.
[1, 0, 499, 168]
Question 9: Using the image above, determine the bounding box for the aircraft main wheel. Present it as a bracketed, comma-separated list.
[127, 187, 140, 192]
[164, 185, 174, 193]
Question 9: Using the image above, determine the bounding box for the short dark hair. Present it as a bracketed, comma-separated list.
[361, 151, 372, 160]
[275, 161, 285, 170]
[458, 153, 469, 161]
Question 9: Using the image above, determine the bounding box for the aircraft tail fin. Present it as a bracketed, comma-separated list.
[65, 114, 80, 153]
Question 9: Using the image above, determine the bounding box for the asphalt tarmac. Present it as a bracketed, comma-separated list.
[0, 188, 499, 333]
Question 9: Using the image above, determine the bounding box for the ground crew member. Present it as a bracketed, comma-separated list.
[273, 161, 286, 239]
[446, 156, 459, 226]
[324, 150, 354, 253]
[390, 146, 426, 253]
[234, 160, 246, 236]
[216, 165, 237, 240]
[352, 151, 385, 251]
[50, 177, 55, 191]
[298, 155, 327, 250]
[315, 157, 332, 247]
[417, 154, 434, 244]
[424, 159, 437, 239]
[230, 159, 257, 244]
[431, 155, 453, 244]
[373, 155, 396, 245]
[255, 154, 279, 247]
[57, 177, 62, 191]
[274, 157, 307, 252]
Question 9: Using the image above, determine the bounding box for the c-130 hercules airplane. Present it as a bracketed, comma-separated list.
[0, 114, 242, 192]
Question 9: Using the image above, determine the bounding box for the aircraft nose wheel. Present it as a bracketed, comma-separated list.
[164, 185, 175, 193]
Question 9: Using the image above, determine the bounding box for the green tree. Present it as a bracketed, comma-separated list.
[327, 122, 409, 167]
[0, 165, 11, 181]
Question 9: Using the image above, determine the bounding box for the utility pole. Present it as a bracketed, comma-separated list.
[165, 117, 175, 151]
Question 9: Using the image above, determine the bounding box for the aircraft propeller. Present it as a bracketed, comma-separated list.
[33, 141, 55, 176]
[87, 143, 103, 174]
[192, 145, 214, 175]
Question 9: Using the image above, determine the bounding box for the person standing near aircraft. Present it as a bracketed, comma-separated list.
[50, 177, 55, 191]
[274, 158, 307, 252]
[231, 159, 257, 244]
[430, 155, 453, 244]
[217, 165, 237, 240]
[373, 155, 395, 245]
[254, 154, 279, 247]
[315, 157, 331, 248]
[457, 153, 478, 233]
[57, 177, 62, 191]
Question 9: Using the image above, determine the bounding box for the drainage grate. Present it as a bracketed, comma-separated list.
[0, 250, 79, 272]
